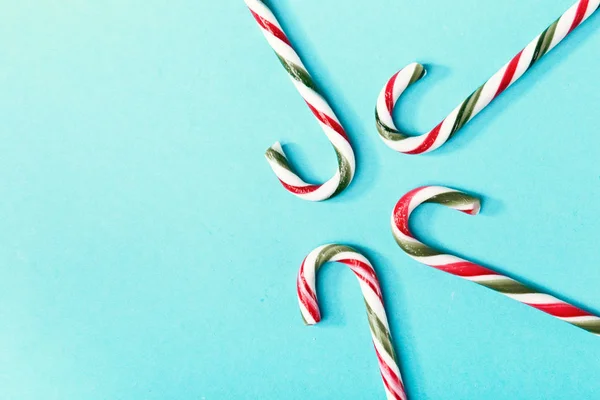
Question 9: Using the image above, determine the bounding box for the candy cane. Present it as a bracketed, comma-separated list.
[376, 0, 600, 154]
[244, 0, 355, 201]
[297, 244, 407, 400]
[391, 186, 600, 335]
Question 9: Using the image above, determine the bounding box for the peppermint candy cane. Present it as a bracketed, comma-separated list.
[297, 244, 407, 400]
[376, 0, 600, 154]
[245, 0, 355, 201]
[391, 186, 600, 335]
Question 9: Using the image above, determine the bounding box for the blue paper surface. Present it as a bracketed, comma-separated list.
[1, 1, 599, 398]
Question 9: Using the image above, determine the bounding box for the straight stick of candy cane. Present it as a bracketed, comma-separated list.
[298, 244, 408, 400]
[376, 0, 600, 154]
[391, 186, 600, 335]
[244, 0, 355, 201]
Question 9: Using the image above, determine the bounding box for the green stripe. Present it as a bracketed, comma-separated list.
[478, 278, 534, 294]
[409, 63, 426, 84]
[365, 301, 397, 361]
[426, 191, 480, 209]
[394, 236, 441, 257]
[276, 55, 320, 94]
[266, 142, 351, 198]
[451, 85, 483, 136]
[301, 312, 309, 325]
[530, 21, 558, 66]
[572, 319, 600, 335]
[376, 112, 407, 141]
[374, 65, 424, 142]
[265, 147, 292, 171]
[332, 148, 353, 196]
[315, 244, 355, 269]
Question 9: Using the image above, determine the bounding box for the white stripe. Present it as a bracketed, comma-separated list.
[266, 142, 344, 201]
[584, 0, 600, 19]
[467, 274, 511, 283]
[372, 339, 402, 378]
[330, 251, 371, 265]
[505, 292, 563, 304]
[390, 214, 418, 243]
[376, 84, 395, 129]
[408, 186, 456, 214]
[562, 315, 600, 323]
[360, 281, 386, 315]
[302, 246, 328, 293]
[394, 63, 422, 100]
[511, 37, 537, 87]
[297, 174, 341, 201]
[298, 300, 317, 325]
[294, 83, 337, 119]
[473, 66, 505, 116]
[415, 254, 467, 267]
[244, 0, 280, 28]
[267, 35, 304, 68]
[267, 157, 310, 187]
[551, 1, 580, 50]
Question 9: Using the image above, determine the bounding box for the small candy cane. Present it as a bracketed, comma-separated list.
[376, 0, 600, 154]
[297, 244, 407, 400]
[391, 186, 600, 335]
[245, 0, 355, 201]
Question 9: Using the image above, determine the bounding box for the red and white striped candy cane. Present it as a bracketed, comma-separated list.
[245, 0, 355, 201]
[391, 186, 600, 335]
[297, 244, 407, 400]
[376, 0, 600, 154]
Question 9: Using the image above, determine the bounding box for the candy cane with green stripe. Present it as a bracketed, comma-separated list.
[245, 0, 355, 201]
[391, 186, 600, 335]
[376, 0, 600, 154]
[297, 244, 407, 400]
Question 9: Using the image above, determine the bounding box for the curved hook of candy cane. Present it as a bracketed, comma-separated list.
[391, 186, 600, 335]
[245, 0, 356, 201]
[376, 0, 600, 155]
[297, 244, 407, 400]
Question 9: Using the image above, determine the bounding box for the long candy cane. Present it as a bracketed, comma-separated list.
[391, 186, 600, 335]
[297, 244, 407, 400]
[245, 0, 355, 201]
[376, 0, 600, 154]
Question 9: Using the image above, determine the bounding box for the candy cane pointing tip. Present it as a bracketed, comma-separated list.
[376, 0, 600, 154]
[391, 186, 600, 335]
[298, 244, 407, 400]
[244, 0, 355, 201]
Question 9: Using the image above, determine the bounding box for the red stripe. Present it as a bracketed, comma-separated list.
[460, 206, 479, 216]
[298, 281, 320, 322]
[297, 260, 321, 322]
[379, 371, 404, 400]
[305, 102, 350, 143]
[569, 0, 589, 33]
[337, 259, 382, 300]
[527, 302, 593, 318]
[298, 273, 318, 307]
[375, 346, 405, 400]
[433, 261, 499, 278]
[393, 187, 425, 236]
[385, 72, 399, 115]
[404, 121, 443, 155]
[249, 10, 292, 47]
[279, 180, 320, 195]
[494, 50, 522, 98]
[379, 373, 403, 400]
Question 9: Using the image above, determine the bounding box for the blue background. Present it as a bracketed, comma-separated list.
[1, 0, 599, 398]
